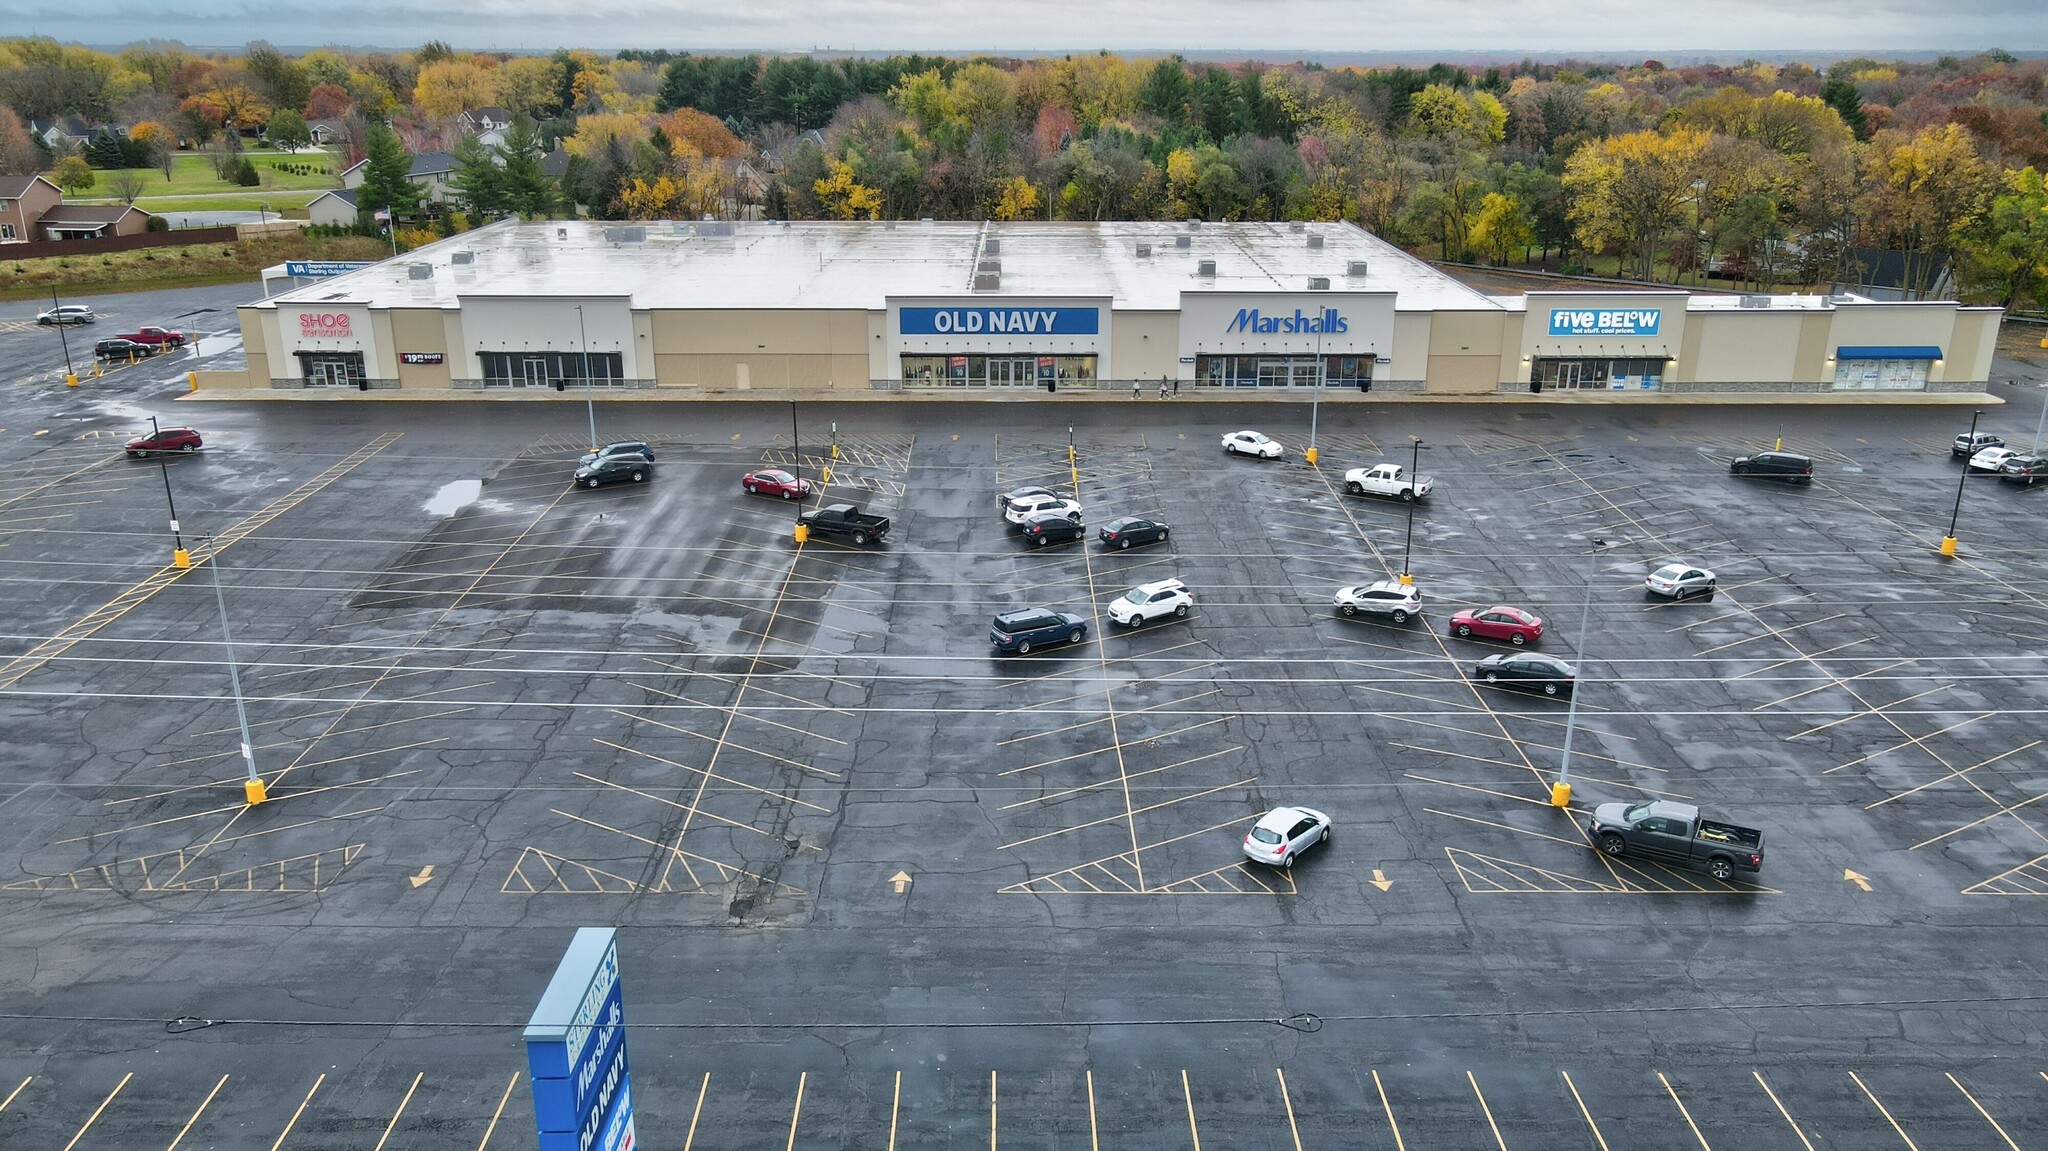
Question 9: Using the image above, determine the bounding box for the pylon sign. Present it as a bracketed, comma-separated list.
[525, 927, 636, 1151]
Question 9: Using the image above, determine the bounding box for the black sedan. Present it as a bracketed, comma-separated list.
[1097, 516, 1170, 549]
[1729, 450, 1812, 483]
[1999, 453, 2048, 485]
[1021, 510, 1087, 547]
[1472, 653, 1576, 697]
[574, 456, 651, 488]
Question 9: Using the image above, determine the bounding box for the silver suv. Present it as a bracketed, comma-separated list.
[1333, 580, 1422, 624]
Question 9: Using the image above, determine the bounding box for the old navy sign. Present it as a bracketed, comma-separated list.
[1549, 308, 1661, 336]
[526, 928, 636, 1151]
[900, 307, 1098, 335]
[1227, 307, 1348, 335]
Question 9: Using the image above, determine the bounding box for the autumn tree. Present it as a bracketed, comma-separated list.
[989, 175, 1039, 220]
[108, 167, 148, 203]
[304, 83, 352, 120]
[267, 108, 310, 151]
[654, 107, 745, 159]
[414, 59, 498, 120]
[1564, 126, 1708, 280]
[813, 156, 882, 219]
[0, 107, 38, 176]
[1860, 123, 1995, 298]
[128, 120, 175, 177]
[52, 154, 95, 194]
[1966, 165, 2048, 310]
[494, 56, 564, 118]
[1470, 191, 1535, 266]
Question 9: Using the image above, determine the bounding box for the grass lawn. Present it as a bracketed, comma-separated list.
[0, 233, 391, 300]
[69, 148, 343, 203]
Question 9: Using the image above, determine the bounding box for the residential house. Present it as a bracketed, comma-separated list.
[1831, 248, 1956, 303]
[307, 119, 346, 147]
[306, 188, 359, 227]
[0, 174, 64, 243]
[36, 203, 152, 240]
[27, 117, 126, 153]
[338, 151, 458, 207]
[457, 107, 513, 136]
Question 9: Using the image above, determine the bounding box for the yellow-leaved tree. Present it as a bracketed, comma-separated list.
[814, 157, 882, 220]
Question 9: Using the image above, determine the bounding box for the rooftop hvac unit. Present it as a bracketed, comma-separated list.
[451, 250, 474, 265]
[556, 228, 567, 239]
[1308, 276, 1330, 290]
[984, 239, 1000, 255]
[977, 259, 1002, 273]
[1348, 261, 1369, 277]
[698, 221, 734, 237]
[603, 226, 646, 244]
[1307, 234, 1324, 249]
[407, 263, 432, 280]
[1739, 295, 1772, 308]
[1198, 260, 1216, 277]
[1187, 218, 1202, 228]
[1289, 221, 1306, 232]
[886, 220, 897, 229]
[1135, 243, 1152, 258]
[974, 272, 1001, 291]
[921, 217, 935, 224]
[1175, 235, 1192, 249]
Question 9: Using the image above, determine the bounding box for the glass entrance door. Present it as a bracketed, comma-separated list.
[1554, 361, 1583, 389]
[522, 357, 549, 388]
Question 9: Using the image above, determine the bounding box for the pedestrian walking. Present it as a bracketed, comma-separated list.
[1172, 377, 1180, 397]
[1132, 380, 1141, 398]
[1158, 379, 1168, 399]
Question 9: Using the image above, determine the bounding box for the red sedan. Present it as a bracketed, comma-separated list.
[741, 469, 813, 499]
[1448, 605, 1543, 646]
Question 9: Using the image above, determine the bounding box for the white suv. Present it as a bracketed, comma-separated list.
[1334, 580, 1421, 623]
[1005, 494, 1082, 526]
[1107, 578, 1192, 627]
[37, 304, 95, 325]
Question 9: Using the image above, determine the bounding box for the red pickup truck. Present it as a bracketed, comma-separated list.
[117, 325, 189, 348]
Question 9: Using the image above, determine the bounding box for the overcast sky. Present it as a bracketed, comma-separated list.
[25, 0, 2048, 55]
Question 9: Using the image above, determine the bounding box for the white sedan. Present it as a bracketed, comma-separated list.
[1969, 446, 2021, 473]
[1645, 562, 1716, 599]
[1107, 578, 1192, 627]
[1005, 493, 1083, 526]
[1221, 430, 1283, 459]
[1241, 805, 1332, 868]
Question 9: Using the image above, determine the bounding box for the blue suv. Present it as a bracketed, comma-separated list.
[990, 608, 1089, 655]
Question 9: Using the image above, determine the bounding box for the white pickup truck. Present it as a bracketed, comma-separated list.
[1343, 462, 1433, 502]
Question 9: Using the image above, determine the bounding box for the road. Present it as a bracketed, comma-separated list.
[1, 283, 2045, 1150]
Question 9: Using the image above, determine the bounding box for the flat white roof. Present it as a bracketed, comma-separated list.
[261, 219, 1503, 314]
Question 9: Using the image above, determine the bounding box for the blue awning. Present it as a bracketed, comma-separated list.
[1836, 345, 1942, 360]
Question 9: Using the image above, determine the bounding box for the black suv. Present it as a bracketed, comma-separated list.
[574, 456, 651, 488]
[1021, 511, 1086, 547]
[990, 608, 1088, 654]
[580, 441, 653, 466]
[1999, 453, 2048, 486]
[95, 337, 158, 360]
[1729, 450, 1813, 483]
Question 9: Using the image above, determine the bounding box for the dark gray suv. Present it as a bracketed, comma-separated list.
[989, 608, 1088, 654]
[1729, 450, 1813, 483]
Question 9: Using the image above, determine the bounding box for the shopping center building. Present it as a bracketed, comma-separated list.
[228, 219, 2001, 398]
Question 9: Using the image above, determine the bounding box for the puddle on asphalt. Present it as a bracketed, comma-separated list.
[423, 478, 483, 517]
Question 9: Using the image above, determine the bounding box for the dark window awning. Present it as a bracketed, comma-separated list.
[1837, 345, 1942, 360]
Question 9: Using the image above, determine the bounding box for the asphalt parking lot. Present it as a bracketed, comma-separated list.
[2, 288, 2046, 1149]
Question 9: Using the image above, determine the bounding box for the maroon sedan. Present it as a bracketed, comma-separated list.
[741, 469, 813, 499]
[125, 426, 203, 457]
[1448, 605, 1543, 646]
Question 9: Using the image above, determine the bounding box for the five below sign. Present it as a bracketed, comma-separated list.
[900, 307, 1098, 335]
[1549, 308, 1661, 336]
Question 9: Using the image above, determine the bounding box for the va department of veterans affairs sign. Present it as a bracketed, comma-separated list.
[284, 260, 374, 277]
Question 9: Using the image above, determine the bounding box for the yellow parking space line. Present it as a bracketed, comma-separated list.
[1274, 1068, 1303, 1151]
[784, 1072, 807, 1151]
[1946, 1072, 2024, 1149]
[989, 1070, 998, 1151]
[1429, 808, 1600, 849]
[1180, 1069, 1202, 1151]
[1370, 1069, 1407, 1151]
[1000, 753, 1240, 810]
[62, 1071, 133, 1151]
[1767, 661, 1919, 717]
[1751, 1070, 1815, 1151]
[1868, 741, 2041, 809]
[997, 779, 1257, 850]
[1406, 771, 1555, 805]
[600, 721, 842, 780]
[1824, 714, 1995, 775]
[630, 676, 858, 719]
[1084, 1069, 1099, 1151]
[0, 1075, 29, 1112]
[1847, 1071, 1919, 1149]
[369, 1071, 424, 1151]
[1558, 1071, 1611, 1151]
[1467, 1071, 1508, 1151]
[682, 1072, 710, 1151]
[475, 1072, 521, 1151]
[996, 742, 1117, 779]
[268, 1074, 324, 1151]
[59, 767, 423, 844]
[1696, 614, 1851, 656]
[167, 1074, 231, 1151]
[1656, 1071, 1713, 1150]
[593, 741, 834, 812]
[0, 451, 117, 517]
[573, 771, 827, 850]
[998, 693, 1227, 743]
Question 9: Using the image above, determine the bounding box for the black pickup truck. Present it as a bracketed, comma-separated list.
[799, 503, 890, 545]
[1588, 800, 1764, 880]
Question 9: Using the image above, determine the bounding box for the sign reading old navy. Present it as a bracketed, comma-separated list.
[1548, 307, 1661, 337]
[526, 928, 636, 1151]
[900, 307, 1098, 335]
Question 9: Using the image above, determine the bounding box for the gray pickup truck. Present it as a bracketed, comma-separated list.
[1588, 800, 1764, 880]
[799, 503, 891, 545]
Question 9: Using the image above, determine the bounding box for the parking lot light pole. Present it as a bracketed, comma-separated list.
[2033, 387, 2047, 453]
[1305, 327, 1325, 466]
[150, 418, 190, 568]
[1552, 535, 1611, 808]
[1398, 438, 1426, 585]
[1940, 409, 1983, 557]
[790, 401, 808, 544]
[52, 289, 78, 387]
[574, 304, 598, 453]
[204, 537, 266, 805]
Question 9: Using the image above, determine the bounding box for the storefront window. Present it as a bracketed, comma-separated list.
[1533, 358, 1665, 391]
[479, 350, 624, 387]
[901, 353, 1095, 386]
[1193, 354, 1365, 387]
[1833, 359, 1927, 390]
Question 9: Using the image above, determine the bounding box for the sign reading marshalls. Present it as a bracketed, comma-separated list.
[526, 928, 637, 1151]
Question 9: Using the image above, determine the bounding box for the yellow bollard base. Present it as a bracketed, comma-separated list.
[1549, 781, 1572, 808]
[1304, 446, 1318, 465]
[1398, 571, 1413, 586]
[66, 372, 79, 387]
[1067, 446, 1075, 462]
[173, 547, 191, 569]
[245, 777, 268, 804]
[820, 466, 831, 483]
[793, 523, 809, 544]
[830, 445, 839, 459]
[1939, 535, 1958, 556]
